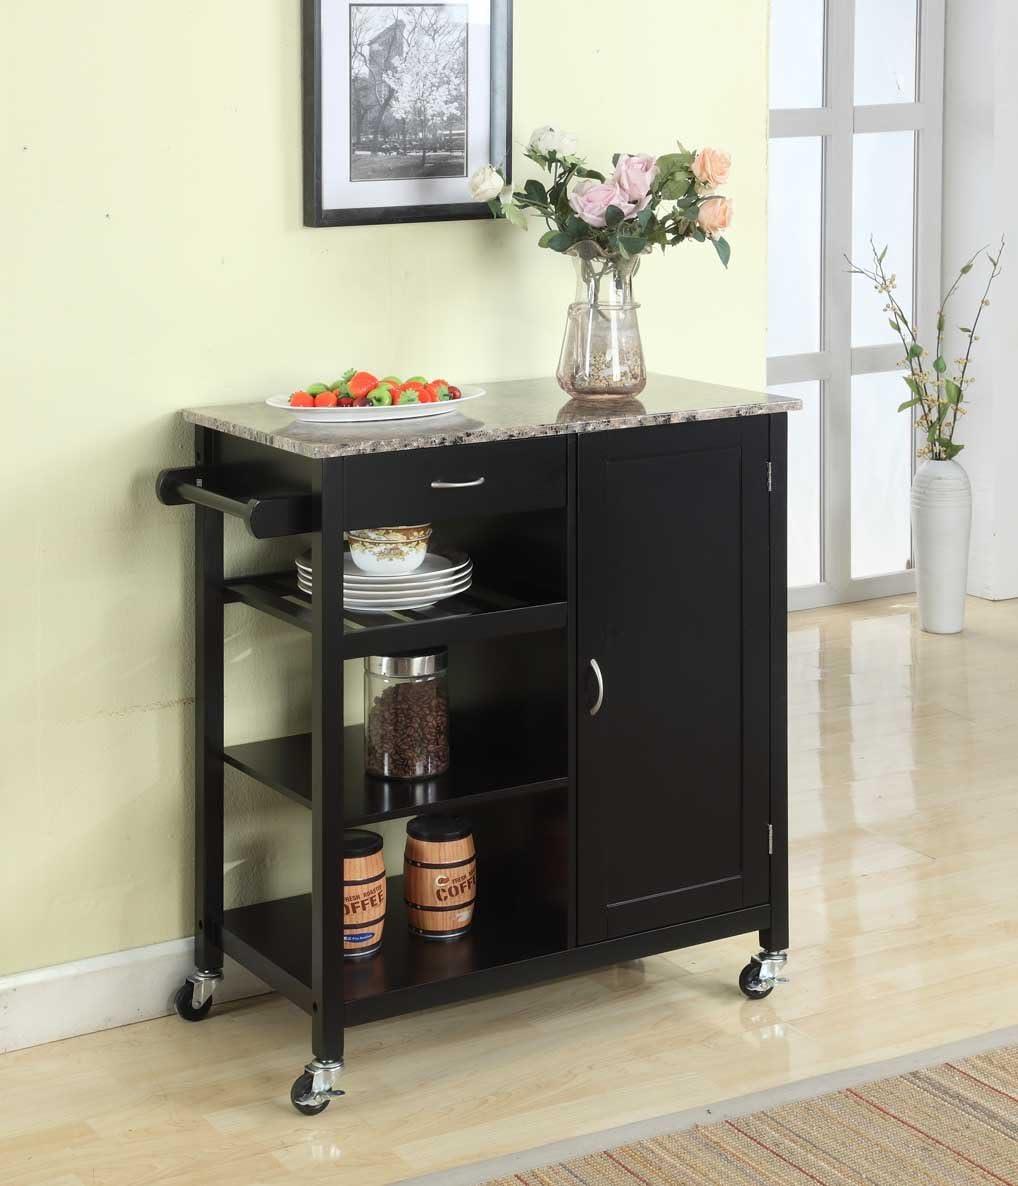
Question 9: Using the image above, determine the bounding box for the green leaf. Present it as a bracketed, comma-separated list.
[573, 166, 606, 181]
[959, 326, 972, 334]
[605, 204, 626, 229]
[546, 231, 574, 252]
[566, 214, 586, 237]
[618, 235, 648, 256]
[486, 198, 503, 219]
[660, 173, 691, 200]
[944, 379, 963, 404]
[897, 397, 922, 413]
[944, 441, 965, 458]
[691, 227, 706, 243]
[637, 207, 655, 231]
[904, 376, 924, 398]
[889, 318, 901, 332]
[907, 344, 923, 358]
[961, 262, 973, 274]
[538, 229, 558, 249]
[611, 153, 621, 167]
[937, 312, 945, 332]
[933, 356, 947, 373]
[713, 236, 731, 269]
[524, 178, 548, 203]
[878, 244, 888, 264]
[504, 202, 528, 231]
[656, 151, 693, 176]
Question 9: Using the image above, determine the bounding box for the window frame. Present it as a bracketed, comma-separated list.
[768, 0, 946, 610]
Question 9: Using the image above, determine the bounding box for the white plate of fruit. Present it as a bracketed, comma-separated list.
[266, 370, 485, 423]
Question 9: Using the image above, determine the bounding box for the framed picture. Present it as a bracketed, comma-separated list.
[302, 0, 513, 227]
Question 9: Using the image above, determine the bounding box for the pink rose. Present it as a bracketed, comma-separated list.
[613, 153, 658, 211]
[698, 196, 733, 239]
[691, 147, 732, 190]
[568, 179, 636, 228]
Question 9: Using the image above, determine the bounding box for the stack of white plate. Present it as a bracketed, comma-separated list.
[295, 549, 472, 613]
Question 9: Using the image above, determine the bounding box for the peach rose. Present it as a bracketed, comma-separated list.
[691, 147, 732, 190]
[698, 196, 733, 239]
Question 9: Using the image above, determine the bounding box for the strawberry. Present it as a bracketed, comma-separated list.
[348, 371, 379, 400]
[419, 384, 439, 403]
[290, 390, 314, 407]
[338, 395, 354, 407]
[315, 390, 339, 407]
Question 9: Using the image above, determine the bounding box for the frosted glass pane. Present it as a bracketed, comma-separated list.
[770, 0, 825, 109]
[852, 372, 913, 578]
[768, 138, 822, 357]
[852, 132, 915, 347]
[771, 381, 822, 588]
[855, 0, 917, 105]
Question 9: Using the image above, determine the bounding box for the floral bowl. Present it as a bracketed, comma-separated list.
[348, 525, 432, 574]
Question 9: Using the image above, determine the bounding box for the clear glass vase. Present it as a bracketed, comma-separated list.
[556, 242, 647, 400]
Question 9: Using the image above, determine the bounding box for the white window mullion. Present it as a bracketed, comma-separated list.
[822, 0, 855, 595]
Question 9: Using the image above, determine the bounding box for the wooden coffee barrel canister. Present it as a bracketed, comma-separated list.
[404, 816, 476, 940]
[343, 830, 386, 957]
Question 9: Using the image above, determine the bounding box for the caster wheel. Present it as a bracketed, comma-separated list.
[291, 1072, 331, 1116]
[739, 962, 774, 1000]
[173, 981, 213, 1022]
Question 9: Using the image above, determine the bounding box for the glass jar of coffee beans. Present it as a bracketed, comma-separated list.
[364, 649, 450, 780]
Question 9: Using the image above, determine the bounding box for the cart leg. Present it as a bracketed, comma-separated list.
[189, 427, 225, 1014]
[291, 458, 347, 1116]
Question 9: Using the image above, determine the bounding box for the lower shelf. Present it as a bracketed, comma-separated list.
[221, 875, 568, 1022]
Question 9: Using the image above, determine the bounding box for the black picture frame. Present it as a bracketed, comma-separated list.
[302, 0, 513, 227]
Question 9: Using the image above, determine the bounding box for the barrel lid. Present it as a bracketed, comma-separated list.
[407, 815, 472, 842]
[345, 829, 383, 856]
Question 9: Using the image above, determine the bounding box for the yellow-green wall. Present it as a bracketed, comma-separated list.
[2, 1, 768, 976]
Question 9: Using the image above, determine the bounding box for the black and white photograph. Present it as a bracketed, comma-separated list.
[304, 0, 512, 226]
[349, 5, 468, 183]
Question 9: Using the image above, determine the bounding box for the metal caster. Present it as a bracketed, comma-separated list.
[738, 951, 788, 1000]
[290, 1059, 345, 1116]
[173, 968, 223, 1022]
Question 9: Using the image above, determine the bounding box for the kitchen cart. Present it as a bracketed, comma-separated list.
[156, 375, 799, 1114]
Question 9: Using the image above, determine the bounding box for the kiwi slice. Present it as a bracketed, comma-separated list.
[308, 383, 328, 396]
[406, 374, 427, 383]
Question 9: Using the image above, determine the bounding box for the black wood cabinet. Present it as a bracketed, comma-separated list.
[576, 420, 773, 943]
[158, 402, 790, 1114]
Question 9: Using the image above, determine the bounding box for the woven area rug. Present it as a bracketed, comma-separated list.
[481, 1046, 1018, 1186]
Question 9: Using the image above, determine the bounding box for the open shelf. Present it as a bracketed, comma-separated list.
[223, 570, 567, 657]
[223, 718, 567, 824]
[221, 875, 569, 1023]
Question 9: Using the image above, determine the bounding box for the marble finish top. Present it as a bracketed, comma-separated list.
[183, 375, 800, 459]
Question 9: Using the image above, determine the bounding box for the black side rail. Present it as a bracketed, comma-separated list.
[156, 467, 312, 539]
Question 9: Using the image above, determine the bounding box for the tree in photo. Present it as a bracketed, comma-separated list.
[384, 8, 465, 169]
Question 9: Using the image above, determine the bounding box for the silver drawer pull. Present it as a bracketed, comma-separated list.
[430, 477, 486, 489]
[589, 659, 605, 717]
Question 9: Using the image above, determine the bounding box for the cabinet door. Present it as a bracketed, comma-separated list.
[577, 418, 772, 944]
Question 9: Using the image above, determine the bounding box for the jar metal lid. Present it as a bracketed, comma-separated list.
[367, 648, 448, 677]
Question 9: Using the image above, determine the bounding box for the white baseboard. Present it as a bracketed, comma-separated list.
[0, 938, 269, 1054]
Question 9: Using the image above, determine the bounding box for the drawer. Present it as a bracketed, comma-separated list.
[343, 437, 567, 529]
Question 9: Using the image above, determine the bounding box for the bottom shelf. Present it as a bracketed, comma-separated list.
[222, 875, 568, 1022]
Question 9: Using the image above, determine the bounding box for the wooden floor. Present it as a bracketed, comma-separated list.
[3, 595, 1017, 1186]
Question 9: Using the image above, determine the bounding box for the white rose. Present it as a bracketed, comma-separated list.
[529, 125, 578, 158]
[469, 164, 504, 203]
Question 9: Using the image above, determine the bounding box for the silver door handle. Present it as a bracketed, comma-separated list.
[430, 477, 485, 489]
[589, 658, 604, 717]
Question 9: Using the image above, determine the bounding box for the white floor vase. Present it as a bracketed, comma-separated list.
[910, 459, 972, 634]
